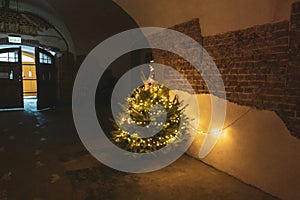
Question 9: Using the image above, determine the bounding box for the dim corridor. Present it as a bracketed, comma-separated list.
[0, 105, 277, 200]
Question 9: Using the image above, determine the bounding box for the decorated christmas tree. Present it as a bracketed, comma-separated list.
[112, 65, 190, 153]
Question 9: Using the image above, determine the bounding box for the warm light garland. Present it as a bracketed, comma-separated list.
[191, 108, 252, 136]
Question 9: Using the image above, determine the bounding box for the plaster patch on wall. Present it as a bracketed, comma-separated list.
[186, 94, 300, 200]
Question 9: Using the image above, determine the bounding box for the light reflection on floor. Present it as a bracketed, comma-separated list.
[0, 97, 37, 112]
[24, 96, 37, 112]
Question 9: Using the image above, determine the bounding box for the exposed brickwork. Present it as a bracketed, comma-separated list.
[203, 21, 290, 108]
[287, 2, 300, 136]
[151, 18, 203, 93]
[152, 3, 300, 137]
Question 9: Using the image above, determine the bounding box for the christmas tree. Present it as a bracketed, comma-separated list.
[112, 65, 189, 153]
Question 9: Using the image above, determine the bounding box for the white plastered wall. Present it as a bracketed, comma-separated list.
[114, 0, 299, 36]
[184, 94, 300, 200]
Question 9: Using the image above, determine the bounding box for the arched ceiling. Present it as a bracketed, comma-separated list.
[3, 0, 299, 55]
[9, 0, 75, 52]
[2, 0, 140, 56]
[114, 0, 299, 36]
[47, 0, 140, 55]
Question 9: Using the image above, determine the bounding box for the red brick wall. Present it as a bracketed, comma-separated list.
[287, 2, 300, 136]
[152, 2, 300, 137]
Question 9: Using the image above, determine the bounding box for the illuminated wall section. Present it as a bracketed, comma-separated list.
[151, 2, 300, 199]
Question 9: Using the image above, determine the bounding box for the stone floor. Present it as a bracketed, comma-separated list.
[0, 99, 277, 200]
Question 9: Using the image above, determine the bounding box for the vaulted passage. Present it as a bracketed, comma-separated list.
[0, 1, 300, 200]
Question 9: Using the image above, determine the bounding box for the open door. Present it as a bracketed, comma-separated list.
[35, 47, 57, 110]
[0, 47, 23, 109]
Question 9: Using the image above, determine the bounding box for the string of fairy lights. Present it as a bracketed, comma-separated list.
[112, 62, 253, 153]
[190, 108, 252, 136]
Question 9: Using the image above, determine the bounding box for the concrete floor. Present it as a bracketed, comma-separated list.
[0, 100, 277, 200]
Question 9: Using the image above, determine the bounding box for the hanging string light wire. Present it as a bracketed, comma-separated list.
[190, 108, 252, 135]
